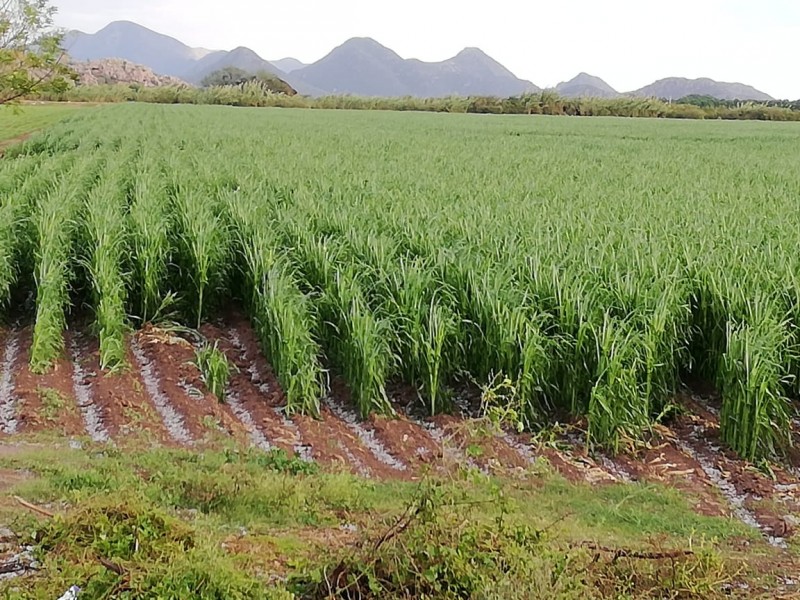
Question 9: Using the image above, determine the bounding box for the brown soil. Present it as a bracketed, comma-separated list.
[200, 322, 302, 455]
[2, 316, 798, 554]
[615, 435, 730, 518]
[212, 314, 411, 479]
[430, 414, 529, 474]
[526, 433, 622, 485]
[367, 413, 442, 476]
[672, 396, 800, 538]
[136, 326, 250, 446]
[13, 327, 84, 437]
[292, 406, 400, 478]
[77, 332, 173, 446]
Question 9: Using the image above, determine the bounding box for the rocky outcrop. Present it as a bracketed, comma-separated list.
[70, 59, 189, 87]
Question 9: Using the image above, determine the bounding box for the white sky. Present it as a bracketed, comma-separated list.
[53, 0, 800, 99]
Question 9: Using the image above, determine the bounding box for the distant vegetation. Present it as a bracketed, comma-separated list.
[35, 84, 800, 121]
[677, 94, 800, 112]
[200, 66, 296, 95]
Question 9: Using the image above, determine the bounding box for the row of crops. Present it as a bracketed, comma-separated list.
[1, 104, 799, 461]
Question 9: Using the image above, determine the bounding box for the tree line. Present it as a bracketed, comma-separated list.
[35, 82, 800, 122]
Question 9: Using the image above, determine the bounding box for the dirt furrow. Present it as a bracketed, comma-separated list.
[136, 327, 252, 447]
[368, 411, 442, 475]
[673, 403, 794, 547]
[213, 315, 391, 474]
[76, 335, 173, 445]
[67, 332, 109, 443]
[0, 329, 21, 434]
[130, 335, 194, 444]
[560, 428, 633, 484]
[675, 430, 775, 541]
[13, 327, 84, 437]
[200, 322, 307, 457]
[292, 409, 377, 476]
[399, 409, 489, 475]
[502, 432, 538, 466]
[225, 390, 272, 451]
[663, 392, 800, 546]
[324, 394, 408, 473]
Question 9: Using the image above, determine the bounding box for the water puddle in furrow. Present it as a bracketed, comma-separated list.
[226, 328, 313, 461]
[68, 335, 109, 443]
[323, 395, 407, 472]
[0, 330, 20, 434]
[678, 424, 787, 549]
[131, 337, 193, 444]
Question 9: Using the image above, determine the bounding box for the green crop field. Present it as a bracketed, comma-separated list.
[2, 103, 800, 461]
[0, 104, 88, 145]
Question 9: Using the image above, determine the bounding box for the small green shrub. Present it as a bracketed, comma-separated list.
[23, 498, 276, 599]
[194, 342, 231, 402]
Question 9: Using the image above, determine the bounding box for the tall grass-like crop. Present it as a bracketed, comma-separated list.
[718, 303, 794, 461]
[172, 185, 230, 328]
[129, 156, 172, 323]
[195, 342, 231, 402]
[287, 223, 394, 417]
[224, 189, 325, 416]
[5, 103, 800, 460]
[82, 161, 130, 371]
[30, 154, 102, 372]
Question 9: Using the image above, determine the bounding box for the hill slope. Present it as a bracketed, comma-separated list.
[63, 21, 208, 80]
[70, 59, 187, 87]
[63, 21, 289, 86]
[290, 38, 537, 97]
[271, 57, 307, 73]
[183, 46, 285, 84]
[407, 47, 540, 97]
[290, 38, 408, 96]
[632, 77, 773, 101]
[556, 73, 619, 98]
[63, 21, 777, 101]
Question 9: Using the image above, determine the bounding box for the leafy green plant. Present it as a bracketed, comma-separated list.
[224, 447, 318, 476]
[194, 342, 231, 402]
[38, 386, 68, 422]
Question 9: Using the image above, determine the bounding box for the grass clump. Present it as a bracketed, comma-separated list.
[194, 341, 231, 402]
[18, 498, 278, 600]
[289, 482, 733, 599]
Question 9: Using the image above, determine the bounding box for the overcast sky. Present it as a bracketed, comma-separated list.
[53, 0, 799, 99]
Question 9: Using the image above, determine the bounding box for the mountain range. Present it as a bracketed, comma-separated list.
[62, 21, 775, 101]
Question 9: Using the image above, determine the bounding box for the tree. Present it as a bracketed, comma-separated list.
[201, 66, 296, 95]
[0, 0, 73, 105]
[200, 66, 249, 88]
